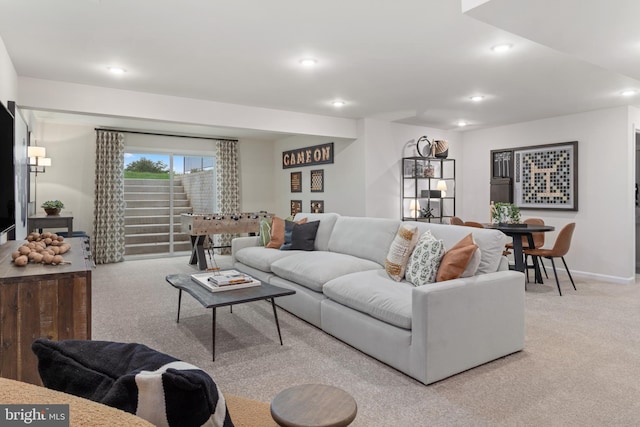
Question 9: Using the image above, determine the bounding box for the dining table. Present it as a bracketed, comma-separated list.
[484, 223, 555, 283]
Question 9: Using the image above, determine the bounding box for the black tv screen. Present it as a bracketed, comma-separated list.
[0, 100, 15, 238]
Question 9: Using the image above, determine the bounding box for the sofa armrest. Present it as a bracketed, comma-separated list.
[231, 236, 260, 262]
[409, 270, 525, 384]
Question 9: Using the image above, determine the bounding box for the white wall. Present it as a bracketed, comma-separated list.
[0, 36, 17, 106]
[273, 134, 361, 218]
[461, 106, 635, 283]
[31, 122, 96, 236]
[363, 119, 463, 219]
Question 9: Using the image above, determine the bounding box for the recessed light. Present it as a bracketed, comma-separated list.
[332, 100, 346, 107]
[621, 90, 637, 97]
[299, 58, 318, 67]
[457, 121, 468, 127]
[491, 43, 513, 53]
[470, 95, 484, 102]
[107, 67, 126, 74]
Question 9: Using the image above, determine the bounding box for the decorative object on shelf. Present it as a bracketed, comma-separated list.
[41, 200, 64, 216]
[490, 202, 521, 225]
[433, 140, 449, 158]
[409, 199, 421, 219]
[437, 180, 448, 197]
[416, 136, 449, 158]
[423, 162, 435, 177]
[420, 207, 435, 218]
[416, 136, 433, 157]
[290, 200, 302, 217]
[310, 169, 324, 192]
[290, 172, 302, 192]
[311, 200, 324, 213]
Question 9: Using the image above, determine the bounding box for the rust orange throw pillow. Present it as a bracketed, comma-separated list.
[265, 217, 307, 249]
[436, 233, 479, 282]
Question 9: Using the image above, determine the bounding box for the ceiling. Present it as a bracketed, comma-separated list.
[1, 0, 639, 138]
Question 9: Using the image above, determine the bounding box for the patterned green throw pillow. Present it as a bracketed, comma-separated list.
[405, 230, 445, 286]
[258, 217, 273, 246]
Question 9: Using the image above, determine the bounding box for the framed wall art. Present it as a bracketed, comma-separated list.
[290, 200, 302, 216]
[514, 141, 578, 211]
[290, 171, 302, 193]
[310, 169, 324, 192]
[311, 200, 324, 213]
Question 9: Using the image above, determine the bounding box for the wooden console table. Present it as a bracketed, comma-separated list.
[0, 237, 92, 385]
[27, 213, 73, 236]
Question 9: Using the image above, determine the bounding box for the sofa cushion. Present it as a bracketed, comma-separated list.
[327, 217, 400, 266]
[270, 251, 382, 292]
[323, 270, 413, 330]
[436, 233, 479, 282]
[405, 230, 445, 286]
[293, 213, 340, 251]
[409, 222, 509, 274]
[234, 246, 302, 273]
[32, 339, 233, 427]
[290, 221, 321, 251]
[384, 223, 419, 281]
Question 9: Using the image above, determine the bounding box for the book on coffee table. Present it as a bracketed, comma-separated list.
[190, 271, 261, 292]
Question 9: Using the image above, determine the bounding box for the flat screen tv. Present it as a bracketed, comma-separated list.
[0, 100, 15, 239]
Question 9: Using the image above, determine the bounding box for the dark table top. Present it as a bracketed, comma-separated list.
[165, 273, 295, 308]
[485, 223, 555, 234]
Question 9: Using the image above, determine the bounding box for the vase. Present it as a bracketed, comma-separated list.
[44, 208, 61, 216]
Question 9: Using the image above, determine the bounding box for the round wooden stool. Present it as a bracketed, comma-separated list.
[270, 383, 357, 427]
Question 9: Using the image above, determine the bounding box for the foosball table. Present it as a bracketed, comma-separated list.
[181, 212, 274, 269]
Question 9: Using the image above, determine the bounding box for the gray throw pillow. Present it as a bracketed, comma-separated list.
[290, 221, 320, 251]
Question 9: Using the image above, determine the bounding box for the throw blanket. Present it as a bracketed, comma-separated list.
[32, 339, 234, 427]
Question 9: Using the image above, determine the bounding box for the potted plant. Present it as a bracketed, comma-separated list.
[491, 202, 521, 225]
[41, 200, 64, 216]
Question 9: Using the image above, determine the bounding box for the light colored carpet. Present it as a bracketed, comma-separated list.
[92, 256, 640, 426]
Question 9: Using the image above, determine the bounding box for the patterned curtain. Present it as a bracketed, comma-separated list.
[215, 140, 240, 254]
[92, 130, 126, 264]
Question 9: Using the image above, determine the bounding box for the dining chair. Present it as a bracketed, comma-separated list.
[505, 218, 548, 279]
[463, 221, 484, 228]
[450, 216, 464, 225]
[523, 223, 576, 296]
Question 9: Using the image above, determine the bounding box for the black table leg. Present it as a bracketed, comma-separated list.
[212, 307, 216, 361]
[177, 289, 182, 323]
[526, 234, 544, 284]
[512, 237, 525, 272]
[271, 298, 284, 345]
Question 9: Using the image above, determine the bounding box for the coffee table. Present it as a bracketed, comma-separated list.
[165, 273, 295, 361]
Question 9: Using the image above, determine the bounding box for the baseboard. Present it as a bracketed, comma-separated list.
[540, 263, 635, 285]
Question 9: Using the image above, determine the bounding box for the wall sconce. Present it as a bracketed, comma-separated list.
[437, 180, 448, 197]
[409, 199, 421, 219]
[28, 146, 51, 176]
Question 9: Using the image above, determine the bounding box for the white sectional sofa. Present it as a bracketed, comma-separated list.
[231, 213, 525, 385]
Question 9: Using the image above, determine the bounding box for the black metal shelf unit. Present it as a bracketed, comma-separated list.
[401, 157, 455, 223]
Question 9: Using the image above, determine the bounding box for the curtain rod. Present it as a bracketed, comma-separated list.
[95, 128, 238, 142]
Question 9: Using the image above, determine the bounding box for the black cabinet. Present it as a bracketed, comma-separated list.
[402, 157, 455, 223]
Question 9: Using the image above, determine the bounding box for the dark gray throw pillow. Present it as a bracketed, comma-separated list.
[279, 220, 296, 250]
[290, 220, 320, 251]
